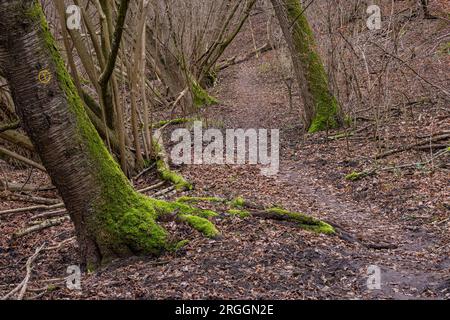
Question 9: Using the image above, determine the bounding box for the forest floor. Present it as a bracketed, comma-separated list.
[0, 7, 449, 299]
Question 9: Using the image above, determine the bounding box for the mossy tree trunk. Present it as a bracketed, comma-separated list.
[271, 0, 342, 133]
[0, 0, 169, 268]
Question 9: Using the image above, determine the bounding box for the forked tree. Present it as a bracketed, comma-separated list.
[271, 0, 342, 132]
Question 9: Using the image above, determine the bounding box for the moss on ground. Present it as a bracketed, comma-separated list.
[191, 79, 218, 108]
[265, 207, 335, 235]
[153, 139, 192, 190]
[229, 196, 246, 208]
[176, 196, 226, 204]
[227, 209, 250, 218]
[179, 214, 220, 238]
[345, 171, 367, 181]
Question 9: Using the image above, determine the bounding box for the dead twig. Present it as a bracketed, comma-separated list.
[13, 217, 70, 239]
[0, 203, 64, 216]
[13, 216, 70, 238]
[376, 133, 450, 159]
[0, 193, 60, 205]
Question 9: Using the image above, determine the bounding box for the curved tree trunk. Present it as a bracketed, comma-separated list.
[271, 0, 342, 133]
[0, 0, 167, 269]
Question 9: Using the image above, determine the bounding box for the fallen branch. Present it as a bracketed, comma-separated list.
[44, 237, 76, 251]
[0, 180, 171, 217]
[13, 216, 70, 239]
[31, 209, 67, 221]
[376, 133, 450, 159]
[0, 146, 45, 171]
[153, 128, 192, 190]
[138, 181, 166, 193]
[133, 163, 156, 181]
[0, 203, 64, 216]
[0, 130, 34, 151]
[153, 186, 176, 197]
[217, 43, 272, 70]
[347, 147, 449, 181]
[0, 180, 54, 192]
[1, 193, 60, 205]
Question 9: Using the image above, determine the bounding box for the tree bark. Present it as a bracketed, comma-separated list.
[271, 0, 342, 132]
[0, 0, 167, 269]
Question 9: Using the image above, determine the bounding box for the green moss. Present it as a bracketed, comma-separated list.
[227, 209, 250, 218]
[172, 239, 190, 251]
[46, 284, 58, 292]
[179, 214, 220, 238]
[153, 139, 192, 190]
[153, 198, 218, 218]
[156, 159, 192, 190]
[154, 118, 193, 129]
[284, 0, 341, 133]
[176, 196, 226, 204]
[229, 196, 246, 208]
[265, 207, 335, 235]
[345, 171, 367, 181]
[191, 79, 218, 108]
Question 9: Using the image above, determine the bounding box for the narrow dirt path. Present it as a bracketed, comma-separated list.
[181, 17, 449, 299]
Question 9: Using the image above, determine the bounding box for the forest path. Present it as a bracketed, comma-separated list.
[181, 17, 449, 299]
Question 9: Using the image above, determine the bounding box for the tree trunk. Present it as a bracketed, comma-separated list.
[271, 0, 342, 133]
[0, 0, 168, 269]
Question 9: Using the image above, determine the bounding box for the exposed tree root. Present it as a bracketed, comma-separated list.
[176, 195, 335, 235]
[152, 128, 192, 190]
[252, 208, 335, 235]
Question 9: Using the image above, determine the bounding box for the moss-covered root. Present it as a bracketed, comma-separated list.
[262, 208, 335, 235]
[154, 118, 193, 129]
[156, 158, 192, 190]
[96, 197, 221, 263]
[345, 171, 367, 181]
[191, 79, 218, 108]
[227, 209, 251, 218]
[179, 214, 220, 238]
[152, 131, 192, 191]
[176, 196, 226, 204]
